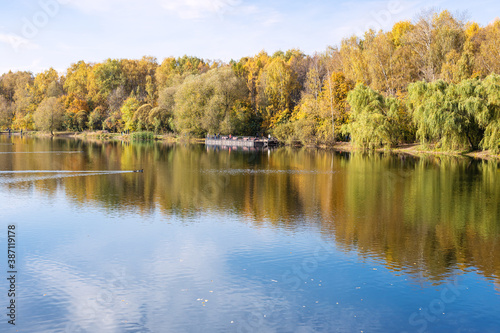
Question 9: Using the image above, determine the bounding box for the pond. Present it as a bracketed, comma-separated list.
[0, 135, 499, 332]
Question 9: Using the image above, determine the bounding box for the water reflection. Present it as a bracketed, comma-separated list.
[0, 135, 499, 286]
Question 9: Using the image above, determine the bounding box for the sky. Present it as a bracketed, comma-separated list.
[0, 0, 499, 75]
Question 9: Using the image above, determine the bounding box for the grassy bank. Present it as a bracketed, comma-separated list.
[326, 142, 500, 160]
[72, 130, 204, 144]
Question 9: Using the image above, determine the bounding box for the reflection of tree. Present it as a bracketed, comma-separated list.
[337, 153, 500, 282]
[2, 136, 499, 284]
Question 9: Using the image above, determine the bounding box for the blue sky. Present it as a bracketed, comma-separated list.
[0, 0, 499, 75]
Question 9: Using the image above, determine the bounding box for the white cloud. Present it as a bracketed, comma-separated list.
[64, 0, 243, 18]
[159, 0, 243, 19]
[62, 0, 124, 12]
[0, 32, 39, 51]
[259, 10, 283, 27]
[333, 0, 423, 37]
[0, 58, 43, 75]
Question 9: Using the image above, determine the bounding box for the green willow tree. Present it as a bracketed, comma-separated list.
[344, 84, 407, 149]
[475, 74, 500, 152]
[407, 76, 500, 151]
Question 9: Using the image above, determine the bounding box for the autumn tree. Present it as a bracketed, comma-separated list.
[340, 35, 370, 85]
[103, 113, 123, 133]
[64, 61, 91, 100]
[33, 68, 60, 104]
[259, 57, 298, 130]
[149, 86, 177, 133]
[155, 56, 209, 89]
[319, 72, 355, 141]
[93, 59, 125, 103]
[285, 49, 310, 106]
[174, 67, 249, 136]
[46, 81, 64, 98]
[0, 71, 32, 102]
[61, 95, 90, 130]
[88, 106, 107, 130]
[237, 51, 269, 113]
[0, 96, 13, 129]
[433, 11, 466, 78]
[173, 75, 205, 136]
[2, 10, 499, 150]
[107, 86, 127, 114]
[476, 19, 500, 76]
[363, 30, 400, 94]
[33, 97, 64, 134]
[12, 73, 35, 130]
[405, 10, 466, 82]
[205, 67, 252, 135]
[120, 96, 141, 132]
[390, 21, 419, 91]
[132, 104, 152, 131]
[120, 56, 158, 99]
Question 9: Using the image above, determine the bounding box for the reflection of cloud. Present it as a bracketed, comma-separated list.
[23, 226, 253, 331]
[24, 258, 137, 332]
[22, 221, 331, 331]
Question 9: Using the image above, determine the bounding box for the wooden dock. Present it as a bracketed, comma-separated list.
[205, 136, 278, 148]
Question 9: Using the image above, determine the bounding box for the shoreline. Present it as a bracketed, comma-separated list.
[325, 142, 500, 160]
[2, 131, 498, 160]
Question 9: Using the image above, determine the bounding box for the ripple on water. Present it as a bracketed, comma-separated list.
[0, 171, 133, 185]
[201, 168, 338, 175]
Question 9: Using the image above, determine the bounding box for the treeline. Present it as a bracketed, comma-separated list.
[1, 10, 500, 152]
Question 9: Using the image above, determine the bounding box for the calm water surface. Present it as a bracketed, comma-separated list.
[0, 135, 499, 333]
